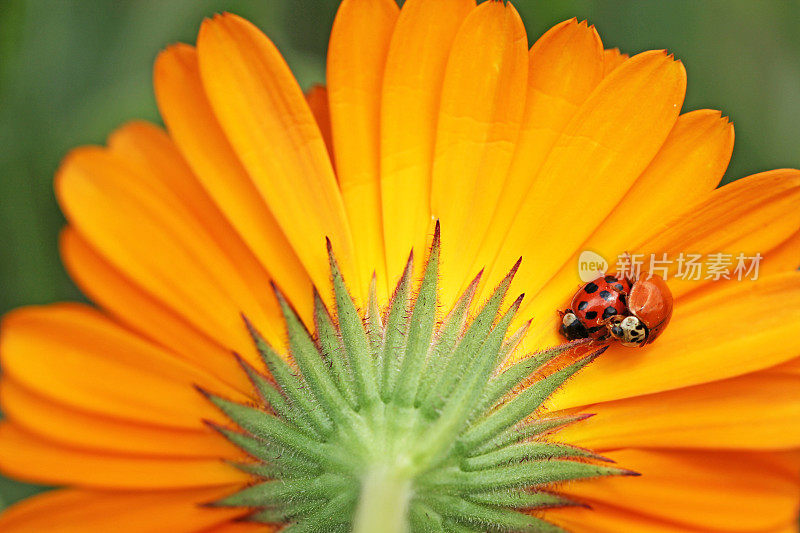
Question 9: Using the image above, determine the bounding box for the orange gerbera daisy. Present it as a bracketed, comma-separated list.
[1, 0, 800, 531]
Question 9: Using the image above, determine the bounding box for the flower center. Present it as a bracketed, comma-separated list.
[202, 223, 632, 532]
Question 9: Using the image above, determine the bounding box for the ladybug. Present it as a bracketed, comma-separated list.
[606, 273, 673, 347]
[559, 274, 632, 341]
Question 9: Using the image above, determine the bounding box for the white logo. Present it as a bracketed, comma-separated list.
[578, 251, 608, 282]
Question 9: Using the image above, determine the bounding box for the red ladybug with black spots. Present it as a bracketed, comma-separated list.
[605, 273, 673, 346]
[559, 274, 632, 341]
[559, 272, 674, 347]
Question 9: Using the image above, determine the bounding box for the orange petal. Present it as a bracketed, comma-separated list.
[305, 85, 334, 168]
[559, 371, 800, 450]
[0, 486, 247, 533]
[766, 356, 800, 378]
[588, 109, 733, 261]
[0, 377, 237, 459]
[56, 143, 285, 356]
[669, 226, 800, 308]
[0, 423, 248, 489]
[757, 229, 800, 275]
[0, 304, 242, 429]
[327, 0, 398, 300]
[108, 122, 271, 280]
[110, 120, 292, 346]
[59, 227, 249, 393]
[466, 18, 604, 301]
[557, 449, 800, 533]
[549, 271, 800, 408]
[602, 47, 628, 77]
[485, 50, 686, 307]
[521, 109, 736, 352]
[154, 44, 312, 320]
[379, 0, 474, 283]
[430, 0, 528, 306]
[546, 501, 701, 533]
[197, 13, 357, 302]
[636, 169, 800, 299]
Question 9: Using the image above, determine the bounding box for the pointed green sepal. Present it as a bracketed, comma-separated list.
[243, 316, 333, 436]
[425, 494, 566, 533]
[381, 251, 414, 400]
[457, 352, 602, 453]
[328, 238, 380, 407]
[204, 231, 626, 532]
[313, 288, 358, 409]
[216, 474, 352, 507]
[393, 222, 441, 408]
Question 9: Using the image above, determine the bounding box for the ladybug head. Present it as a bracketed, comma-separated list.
[608, 315, 648, 347]
[560, 311, 589, 340]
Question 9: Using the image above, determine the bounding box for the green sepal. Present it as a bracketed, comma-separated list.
[380, 251, 414, 400]
[418, 257, 521, 418]
[442, 518, 482, 533]
[457, 353, 600, 453]
[425, 494, 565, 533]
[249, 499, 326, 523]
[279, 492, 357, 533]
[313, 289, 358, 409]
[208, 427, 320, 476]
[460, 442, 607, 471]
[468, 414, 595, 457]
[274, 285, 352, 426]
[393, 222, 440, 408]
[203, 391, 351, 471]
[328, 238, 380, 407]
[409, 501, 444, 532]
[216, 473, 352, 507]
[366, 273, 384, 363]
[475, 340, 595, 418]
[243, 316, 333, 436]
[416, 294, 524, 466]
[420, 461, 635, 493]
[496, 320, 531, 367]
[415, 270, 481, 406]
[233, 353, 319, 438]
[464, 490, 579, 510]
[230, 459, 319, 480]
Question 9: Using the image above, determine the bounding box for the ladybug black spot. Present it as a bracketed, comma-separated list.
[584, 282, 599, 294]
[584, 311, 598, 320]
[599, 290, 613, 301]
[577, 301, 588, 311]
[604, 275, 618, 283]
[613, 283, 625, 292]
[619, 293, 627, 306]
[602, 306, 618, 320]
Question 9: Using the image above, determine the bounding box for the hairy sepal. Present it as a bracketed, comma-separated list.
[204, 228, 618, 531]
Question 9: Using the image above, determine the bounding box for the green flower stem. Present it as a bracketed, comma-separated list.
[353, 464, 413, 533]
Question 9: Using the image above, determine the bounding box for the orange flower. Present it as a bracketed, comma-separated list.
[1, 0, 800, 531]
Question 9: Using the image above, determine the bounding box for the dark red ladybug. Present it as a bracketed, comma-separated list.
[559, 274, 632, 341]
[606, 273, 673, 347]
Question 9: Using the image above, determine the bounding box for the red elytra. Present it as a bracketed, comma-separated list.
[559, 274, 632, 341]
[627, 273, 674, 344]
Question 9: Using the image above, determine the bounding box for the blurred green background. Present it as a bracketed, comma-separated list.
[0, 0, 798, 512]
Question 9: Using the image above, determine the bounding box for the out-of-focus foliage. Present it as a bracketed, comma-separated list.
[0, 0, 798, 510]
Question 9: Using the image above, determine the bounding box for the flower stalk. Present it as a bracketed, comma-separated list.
[353, 464, 413, 533]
